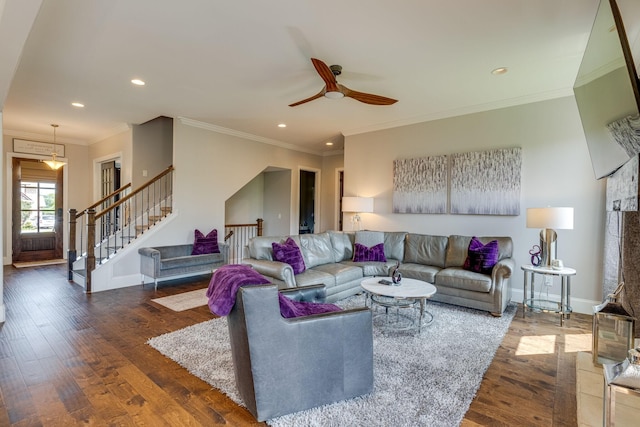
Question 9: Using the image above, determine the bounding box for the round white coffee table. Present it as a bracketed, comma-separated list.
[361, 277, 437, 332]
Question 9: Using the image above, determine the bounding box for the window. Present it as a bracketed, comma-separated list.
[21, 181, 56, 233]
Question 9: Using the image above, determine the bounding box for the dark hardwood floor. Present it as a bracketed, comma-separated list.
[0, 264, 592, 426]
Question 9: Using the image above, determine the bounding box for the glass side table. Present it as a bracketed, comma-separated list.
[521, 264, 576, 326]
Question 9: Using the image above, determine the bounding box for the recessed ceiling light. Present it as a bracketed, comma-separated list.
[278, 123, 286, 128]
[491, 67, 508, 75]
[71, 102, 85, 108]
[131, 79, 145, 86]
[326, 142, 334, 146]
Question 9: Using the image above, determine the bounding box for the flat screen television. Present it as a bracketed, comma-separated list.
[574, 0, 640, 179]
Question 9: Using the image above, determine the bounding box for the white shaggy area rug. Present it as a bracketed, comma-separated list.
[148, 295, 516, 426]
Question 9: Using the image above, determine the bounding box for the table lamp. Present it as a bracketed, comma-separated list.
[342, 197, 373, 230]
[526, 207, 574, 267]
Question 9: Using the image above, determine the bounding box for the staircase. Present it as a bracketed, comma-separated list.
[69, 166, 174, 291]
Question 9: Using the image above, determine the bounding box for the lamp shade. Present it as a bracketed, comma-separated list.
[526, 207, 574, 230]
[342, 197, 373, 213]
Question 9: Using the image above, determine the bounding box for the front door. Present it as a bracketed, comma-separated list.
[12, 158, 64, 262]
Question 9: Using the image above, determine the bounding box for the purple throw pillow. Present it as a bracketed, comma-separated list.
[191, 229, 220, 255]
[272, 237, 306, 274]
[353, 242, 387, 262]
[463, 236, 499, 274]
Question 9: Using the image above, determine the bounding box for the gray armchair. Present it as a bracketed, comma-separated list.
[227, 284, 373, 422]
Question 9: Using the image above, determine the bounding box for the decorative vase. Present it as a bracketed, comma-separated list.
[391, 261, 402, 285]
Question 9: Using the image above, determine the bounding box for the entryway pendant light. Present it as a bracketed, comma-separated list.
[42, 124, 66, 170]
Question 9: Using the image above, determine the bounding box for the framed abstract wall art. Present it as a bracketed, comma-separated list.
[393, 155, 447, 214]
[449, 147, 521, 215]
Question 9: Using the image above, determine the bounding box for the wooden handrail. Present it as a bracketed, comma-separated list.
[95, 166, 174, 220]
[69, 165, 174, 292]
[75, 183, 132, 220]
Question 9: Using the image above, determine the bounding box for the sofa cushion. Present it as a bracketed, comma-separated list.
[353, 243, 387, 262]
[299, 233, 335, 269]
[462, 237, 499, 274]
[328, 231, 355, 262]
[293, 268, 336, 288]
[355, 230, 384, 247]
[247, 235, 287, 261]
[340, 260, 393, 276]
[398, 263, 441, 284]
[384, 231, 407, 262]
[191, 229, 220, 255]
[272, 237, 306, 274]
[403, 234, 448, 268]
[446, 235, 513, 268]
[435, 267, 493, 293]
[161, 253, 223, 270]
[311, 263, 363, 285]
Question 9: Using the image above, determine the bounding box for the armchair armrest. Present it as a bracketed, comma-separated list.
[242, 258, 296, 287]
[280, 284, 327, 303]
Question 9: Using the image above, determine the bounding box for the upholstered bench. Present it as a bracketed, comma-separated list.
[138, 243, 229, 289]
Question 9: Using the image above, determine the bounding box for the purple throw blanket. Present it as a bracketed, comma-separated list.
[206, 264, 341, 318]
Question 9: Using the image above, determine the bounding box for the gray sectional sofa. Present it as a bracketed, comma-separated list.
[242, 231, 514, 315]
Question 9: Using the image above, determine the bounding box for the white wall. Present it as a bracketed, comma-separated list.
[320, 153, 344, 232]
[0, 112, 4, 322]
[91, 118, 324, 290]
[225, 173, 265, 225]
[2, 130, 92, 265]
[344, 96, 605, 313]
[88, 128, 133, 200]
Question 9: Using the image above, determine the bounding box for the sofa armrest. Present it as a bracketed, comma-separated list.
[138, 247, 161, 259]
[242, 258, 296, 287]
[280, 284, 327, 303]
[491, 258, 515, 284]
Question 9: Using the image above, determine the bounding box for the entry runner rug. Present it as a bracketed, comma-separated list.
[151, 288, 208, 312]
[148, 295, 517, 426]
[13, 258, 66, 268]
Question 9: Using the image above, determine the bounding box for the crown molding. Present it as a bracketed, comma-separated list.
[574, 57, 626, 87]
[178, 117, 323, 156]
[342, 88, 575, 137]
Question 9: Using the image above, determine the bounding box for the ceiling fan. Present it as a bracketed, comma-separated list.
[289, 58, 398, 107]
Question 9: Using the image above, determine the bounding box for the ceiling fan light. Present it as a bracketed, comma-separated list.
[324, 91, 344, 99]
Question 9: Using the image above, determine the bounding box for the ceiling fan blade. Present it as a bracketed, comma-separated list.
[311, 58, 340, 92]
[340, 84, 398, 105]
[288, 89, 325, 107]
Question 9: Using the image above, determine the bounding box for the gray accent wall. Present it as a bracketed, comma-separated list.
[132, 116, 173, 188]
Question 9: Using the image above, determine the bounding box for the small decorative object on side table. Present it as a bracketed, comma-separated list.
[390, 261, 402, 284]
[603, 347, 640, 426]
